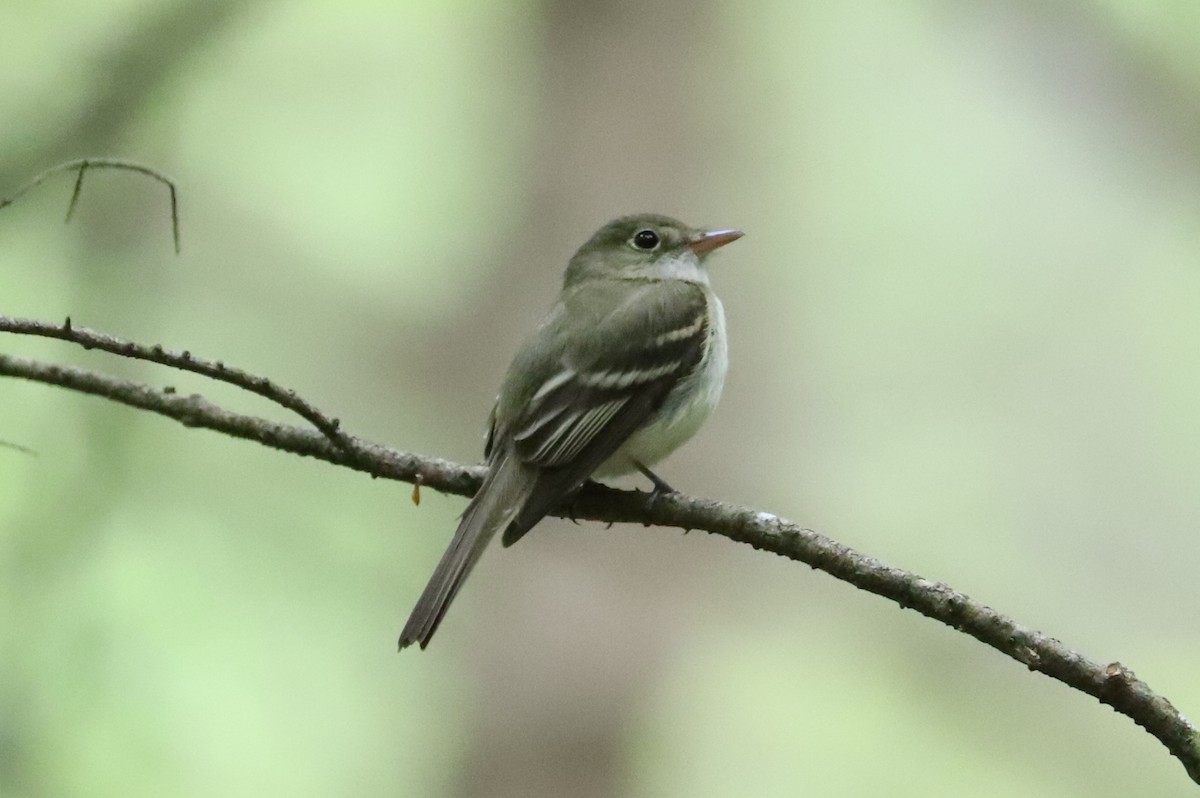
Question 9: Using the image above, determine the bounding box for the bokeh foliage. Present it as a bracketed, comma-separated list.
[2, 1, 1199, 795]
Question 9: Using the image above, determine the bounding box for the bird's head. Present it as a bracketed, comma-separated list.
[563, 213, 742, 287]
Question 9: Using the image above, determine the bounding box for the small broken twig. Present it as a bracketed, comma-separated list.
[0, 158, 180, 253]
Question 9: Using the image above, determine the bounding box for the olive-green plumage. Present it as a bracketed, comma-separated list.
[399, 214, 742, 649]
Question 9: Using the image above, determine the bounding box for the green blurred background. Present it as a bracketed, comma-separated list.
[3, 1, 1199, 795]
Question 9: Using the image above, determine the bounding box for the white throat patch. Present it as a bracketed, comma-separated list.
[647, 253, 710, 285]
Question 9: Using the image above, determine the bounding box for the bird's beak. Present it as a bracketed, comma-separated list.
[688, 229, 744, 255]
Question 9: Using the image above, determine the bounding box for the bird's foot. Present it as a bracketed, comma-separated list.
[634, 463, 677, 527]
[566, 478, 605, 525]
[634, 461, 676, 495]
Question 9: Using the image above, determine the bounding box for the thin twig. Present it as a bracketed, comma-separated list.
[0, 439, 38, 456]
[0, 158, 180, 253]
[0, 315, 359, 460]
[0, 348, 1196, 783]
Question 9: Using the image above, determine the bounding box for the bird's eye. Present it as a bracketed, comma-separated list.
[632, 229, 660, 250]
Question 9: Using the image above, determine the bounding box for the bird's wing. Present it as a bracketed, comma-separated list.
[497, 278, 711, 545]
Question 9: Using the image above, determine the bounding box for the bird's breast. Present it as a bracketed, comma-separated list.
[595, 293, 727, 477]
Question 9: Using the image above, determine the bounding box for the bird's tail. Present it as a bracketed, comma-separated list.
[398, 455, 529, 650]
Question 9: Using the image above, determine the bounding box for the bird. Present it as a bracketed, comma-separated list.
[399, 213, 742, 649]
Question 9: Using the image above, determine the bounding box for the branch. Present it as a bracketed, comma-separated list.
[1, 335, 1197, 783]
[0, 158, 180, 253]
[0, 439, 38, 456]
[0, 316, 358, 459]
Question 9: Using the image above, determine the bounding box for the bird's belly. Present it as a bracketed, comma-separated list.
[595, 297, 727, 478]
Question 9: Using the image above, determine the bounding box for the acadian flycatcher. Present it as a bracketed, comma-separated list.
[399, 213, 742, 649]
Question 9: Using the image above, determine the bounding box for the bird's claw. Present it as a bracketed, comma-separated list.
[634, 461, 676, 495]
[566, 478, 604, 525]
